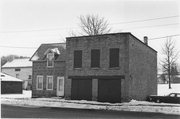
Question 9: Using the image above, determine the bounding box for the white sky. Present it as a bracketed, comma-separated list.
[0, 0, 180, 70]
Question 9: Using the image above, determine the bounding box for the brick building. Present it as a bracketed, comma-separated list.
[30, 43, 66, 97]
[65, 33, 157, 103]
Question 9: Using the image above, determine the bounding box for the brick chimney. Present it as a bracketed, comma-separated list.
[144, 36, 148, 45]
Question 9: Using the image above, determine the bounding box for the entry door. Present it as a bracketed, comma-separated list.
[57, 77, 64, 96]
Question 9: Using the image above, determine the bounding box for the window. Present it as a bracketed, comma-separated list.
[46, 76, 53, 90]
[15, 68, 21, 71]
[91, 49, 100, 68]
[36, 75, 43, 90]
[109, 48, 119, 68]
[16, 74, 20, 78]
[28, 75, 32, 79]
[47, 53, 54, 67]
[74, 50, 82, 68]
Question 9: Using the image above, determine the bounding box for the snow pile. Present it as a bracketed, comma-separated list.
[1, 97, 180, 115]
[1, 90, 32, 99]
[158, 84, 180, 96]
[1, 84, 180, 115]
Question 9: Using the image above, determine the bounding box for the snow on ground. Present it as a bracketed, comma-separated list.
[158, 84, 180, 96]
[1, 84, 180, 115]
[1, 90, 32, 98]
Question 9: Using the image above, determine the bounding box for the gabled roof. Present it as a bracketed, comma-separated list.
[29, 43, 66, 61]
[0, 72, 23, 82]
[2, 58, 32, 68]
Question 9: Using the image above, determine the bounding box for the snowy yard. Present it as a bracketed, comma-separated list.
[158, 84, 180, 96]
[1, 84, 180, 115]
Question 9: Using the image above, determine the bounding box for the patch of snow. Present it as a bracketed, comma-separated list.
[158, 84, 180, 96]
[1, 90, 32, 99]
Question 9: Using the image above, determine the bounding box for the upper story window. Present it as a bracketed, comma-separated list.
[36, 75, 43, 90]
[91, 49, 100, 68]
[109, 48, 119, 68]
[28, 75, 32, 79]
[74, 50, 82, 68]
[47, 53, 54, 67]
[16, 74, 20, 78]
[46, 76, 53, 90]
[15, 68, 21, 71]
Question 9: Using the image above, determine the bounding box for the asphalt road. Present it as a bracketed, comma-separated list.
[1, 104, 180, 119]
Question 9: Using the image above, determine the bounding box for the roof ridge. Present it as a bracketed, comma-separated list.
[41, 43, 66, 45]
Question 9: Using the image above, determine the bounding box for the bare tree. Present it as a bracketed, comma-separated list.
[79, 14, 111, 35]
[161, 37, 179, 89]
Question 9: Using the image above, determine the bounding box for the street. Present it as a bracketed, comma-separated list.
[1, 104, 180, 119]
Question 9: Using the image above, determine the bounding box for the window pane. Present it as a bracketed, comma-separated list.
[47, 60, 53, 67]
[74, 50, 82, 68]
[109, 48, 119, 68]
[47, 53, 54, 67]
[15, 68, 21, 71]
[47, 77, 53, 90]
[91, 49, 100, 68]
[37, 76, 43, 90]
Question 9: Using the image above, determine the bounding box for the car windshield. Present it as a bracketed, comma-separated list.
[169, 93, 176, 97]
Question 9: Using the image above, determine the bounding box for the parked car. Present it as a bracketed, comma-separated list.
[146, 93, 180, 104]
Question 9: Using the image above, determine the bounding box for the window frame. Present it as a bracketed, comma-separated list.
[47, 52, 54, 68]
[36, 75, 43, 90]
[15, 68, 21, 71]
[16, 74, 20, 78]
[46, 75, 53, 90]
[109, 48, 120, 68]
[74, 50, 82, 68]
[91, 49, 100, 68]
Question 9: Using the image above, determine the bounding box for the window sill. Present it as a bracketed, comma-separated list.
[109, 67, 120, 70]
[47, 66, 54, 68]
[74, 68, 82, 70]
[91, 67, 100, 69]
[46, 89, 53, 91]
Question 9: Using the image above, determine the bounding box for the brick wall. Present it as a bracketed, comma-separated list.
[32, 61, 65, 97]
[65, 33, 130, 100]
[65, 33, 157, 102]
[66, 34, 129, 77]
[128, 35, 157, 101]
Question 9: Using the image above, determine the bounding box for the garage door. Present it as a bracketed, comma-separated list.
[71, 78, 92, 101]
[98, 79, 121, 103]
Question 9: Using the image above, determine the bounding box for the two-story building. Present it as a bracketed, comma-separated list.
[65, 33, 157, 103]
[2, 58, 32, 90]
[30, 43, 66, 97]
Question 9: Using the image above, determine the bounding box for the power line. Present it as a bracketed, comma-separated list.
[120, 23, 179, 31]
[149, 34, 180, 40]
[0, 15, 179, 33]
[0, 45, 37, 49]
[111, 15, 179, 25]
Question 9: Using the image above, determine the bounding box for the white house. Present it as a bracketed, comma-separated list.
[2, 58, 32, 89]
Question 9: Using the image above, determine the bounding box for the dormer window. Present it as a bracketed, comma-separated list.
[47, 52, 54, 67]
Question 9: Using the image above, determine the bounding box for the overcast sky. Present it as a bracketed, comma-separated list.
[0, 0, 180, 69]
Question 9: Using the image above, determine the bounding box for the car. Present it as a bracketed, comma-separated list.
[146, 93, 180, 104]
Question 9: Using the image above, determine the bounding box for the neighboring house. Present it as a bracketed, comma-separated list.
[2, 58, 32, 90]
[157, 74, 180, 84]
[30, 43, 66, 98]
[65, 33, 157, 103]
[1, 72, 23, 94]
